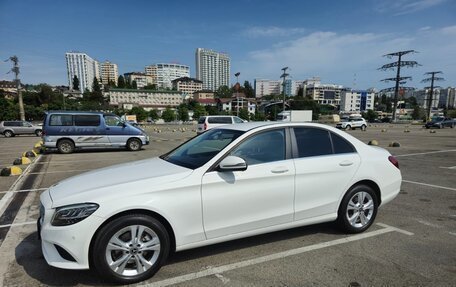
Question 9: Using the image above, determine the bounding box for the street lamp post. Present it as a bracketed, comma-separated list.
[235, 72, 240, 116]
[281, 67, 289, 112]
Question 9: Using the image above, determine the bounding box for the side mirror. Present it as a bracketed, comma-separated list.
[218, 156, 247, 172]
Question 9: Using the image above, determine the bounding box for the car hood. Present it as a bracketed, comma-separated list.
[48, 157, 192, 207]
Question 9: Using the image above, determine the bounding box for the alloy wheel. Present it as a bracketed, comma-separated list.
[345, 191, 374, 228]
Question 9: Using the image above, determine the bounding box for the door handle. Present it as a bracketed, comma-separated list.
[271, 167, 289, 174]
[339, 161, 353, 166]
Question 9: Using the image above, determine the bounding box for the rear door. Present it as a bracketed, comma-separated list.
[292, 127, 361, 220]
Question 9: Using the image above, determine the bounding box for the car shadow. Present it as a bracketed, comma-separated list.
[16, 223, 342, 285]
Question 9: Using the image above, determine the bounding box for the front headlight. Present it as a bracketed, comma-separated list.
[51, 203, 99, 226]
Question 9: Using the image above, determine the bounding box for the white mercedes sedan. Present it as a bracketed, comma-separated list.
[38, 122, 401, 284]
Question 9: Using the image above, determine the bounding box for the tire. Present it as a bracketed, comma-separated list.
[57, 139, 75, 154]
[35, 129, 43, 137]
[337, 184, 378, 233]
[440, 124, 444, 129]
[3, 130, 14, 137]
[361, 124, 367, 131]
[345, 125, 351, 130]
[127, 138, 142, 151]
[92, 214, 170, 284]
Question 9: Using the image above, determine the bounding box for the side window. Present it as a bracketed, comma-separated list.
[74, 115, 100, 126]
[50, 114, 73, 126]
[294, 128, 332, 157]
[331, 132, 356, 154]
[104, 115, 122, 126]
[230, 129, 285, 165]
[233, 117, 244, 124]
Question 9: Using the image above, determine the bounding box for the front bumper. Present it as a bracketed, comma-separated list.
[38, 190, 103, 270]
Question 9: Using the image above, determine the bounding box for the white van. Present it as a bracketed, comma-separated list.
[197, 115, 245, 134]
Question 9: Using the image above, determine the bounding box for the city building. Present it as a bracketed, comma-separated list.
[195, 48, 230, 91]
[413, 88, 440, 109]
[304, 78, 346, 106]
[439, 87, 456, 108]
[123, 72, 154, 89]
[106, 89, 183, 111]
[145, 63, 190, 89]
[254, 79, 281, 98]
[65, 52, 99, 92]
[100, 61, 119, 86]
[217, 95, 256, 115]
[340, 90, 375, 112]
[171, 77, 203, 95]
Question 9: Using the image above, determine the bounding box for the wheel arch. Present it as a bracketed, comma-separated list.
[347, 179, 382, 206]
[57, 137, 75, 146]
[88, 208, 177, 268]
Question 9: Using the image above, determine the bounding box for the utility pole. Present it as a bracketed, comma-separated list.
[280, 67, 289, 112]
[421, 71, 444, 121]
[6, 56, 25, 121]
[379, 50, 419, 122]
[235, 72, 240, 116]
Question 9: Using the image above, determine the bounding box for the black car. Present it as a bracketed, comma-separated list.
[424, 117, 455, 129]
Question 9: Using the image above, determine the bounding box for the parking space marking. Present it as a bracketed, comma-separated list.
[0, 188, 48, 195]
[140, 223, 412, 287]
[402, 180, 456, 191]
[439, 166, 456, 170]
[0, 221, 35, 229]
[395, 149, 456, 157]
[28, 169, 91, 175]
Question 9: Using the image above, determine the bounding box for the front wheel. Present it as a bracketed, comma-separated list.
[361, 124, 367, 131]
[345, 125, 352, 130]
[92, 214, 170, 284]
[3, 130, 14, 137]
[337, 184, 378, 233]
[127, 138, 142, 151]
[35, 129, 43, 137]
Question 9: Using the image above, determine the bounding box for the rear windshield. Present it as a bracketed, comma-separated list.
[208, 117, 232, 124]
[198, 117, 206, 124]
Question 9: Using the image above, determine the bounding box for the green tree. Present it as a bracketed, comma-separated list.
[161, 107, 175, 122]
[72, 75, 80, 90]
[238, 108, 250, 120]
[252, 110, 266, 121]
[243, 81, 254, 98]
[205, 105, 219, 115]
[130, 106, 148, 121]
[290, 96, 320, 120]
[143, 84, 157, 90]
[117, 76, 126, 88]
[192, 103, 206, 120]
[177, 104, 189, 122]
[132, 80, 138, 89]
[148, 109, 159, 121]
[363, 109, 377, 122]
[215, 85, 232, 98]
[412, 106, 426, 121]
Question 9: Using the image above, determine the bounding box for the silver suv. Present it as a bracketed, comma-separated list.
[336, 117, 367, 130]
[0, 120, 43, 137]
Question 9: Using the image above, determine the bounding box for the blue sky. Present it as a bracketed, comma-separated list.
[1, 0, 455, 90]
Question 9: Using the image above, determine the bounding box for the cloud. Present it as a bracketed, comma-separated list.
[238, 27, 456, 89]
[375, 0, 447, 16]
[243, 26, 307, 38]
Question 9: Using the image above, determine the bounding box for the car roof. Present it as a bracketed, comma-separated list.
[45, 110, 104, 115]
[216, 121, 340, 132]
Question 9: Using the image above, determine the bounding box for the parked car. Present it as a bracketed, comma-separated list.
[38, 122, 401, 284]
[0, 120, 42, 137]
[42, 111, 149, 153]
[424, 117, 455, 129]
[336, 117, 367, 130]
[197, 115, 246, 134]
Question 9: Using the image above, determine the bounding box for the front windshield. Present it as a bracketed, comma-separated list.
[161, 129, 244, 169]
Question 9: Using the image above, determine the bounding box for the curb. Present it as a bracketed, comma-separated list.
[0, 166, 23, 176]
[13, 157, 32, 165]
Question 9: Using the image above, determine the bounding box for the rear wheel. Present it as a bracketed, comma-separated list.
[345, 125, 352, 130]
[337, 184, 378, 233]
[92, 214, 170, 284]
[35, 129, 43, 137]
[3, 130, 14, 137]
[57, 139, 74, 154]
[127, 138, 142, 151]
[361, 124, 367, 131]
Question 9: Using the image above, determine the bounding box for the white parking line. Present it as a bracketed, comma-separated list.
[0, 188, 48, 195]
[402, 180, 456, 191]
[28, 169, 91, 175]
[0, 221, 36, 229]
[140, 223, 412, 287]
[439, 166, 456, 170]
[395, 149, 456, 157]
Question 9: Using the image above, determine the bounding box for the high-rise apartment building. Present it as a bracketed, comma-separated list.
[65, 52, 99, 92]
[145, 63, 190, 89]
[340, 90, 375, 112]
[100, 61, 119, 86]
[195, 48, 230, 91]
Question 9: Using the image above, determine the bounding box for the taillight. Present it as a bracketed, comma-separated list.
[388, 156, 399, 169]
[204, 123, 207, 130]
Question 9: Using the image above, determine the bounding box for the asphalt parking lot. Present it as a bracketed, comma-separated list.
[0, 123, 455, 286]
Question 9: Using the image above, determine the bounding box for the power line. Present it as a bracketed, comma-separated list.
[421, 71, 444, 120]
